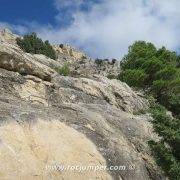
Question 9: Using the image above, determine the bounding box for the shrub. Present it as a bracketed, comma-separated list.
[148, 104, 180, 180]
[95, 58, 103, 66]
[107, 74, 117, 79]
[55, 65, 70, 76]
[17, 33, 56, 60]
[168, 94, 180, 116]
[148, 140, 180, 180]
[112, 59, 117, 64]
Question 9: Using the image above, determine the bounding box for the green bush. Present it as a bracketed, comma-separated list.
[168, 94, 180, 116]
[148, 140, 180, 180]
[95, 58, 103, 66]
[148, 105, 180, 180]
[118, 41, 180, 179]
[17, 33, 56, 60]
[107, 74, 117, 79]
[55, 65, 70, 76]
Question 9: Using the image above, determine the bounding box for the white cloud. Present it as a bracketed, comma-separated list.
[1, 0, 180, 59]
[0, 22, 29, 34]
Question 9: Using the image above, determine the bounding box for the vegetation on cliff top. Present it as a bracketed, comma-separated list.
[17, 33, 56, 60]
[119, 41, 180, 179]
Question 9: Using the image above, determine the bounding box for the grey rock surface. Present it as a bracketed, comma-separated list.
[0, 30, 165, 180]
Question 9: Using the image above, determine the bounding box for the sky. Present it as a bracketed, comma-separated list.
[0, 0, 180, 59]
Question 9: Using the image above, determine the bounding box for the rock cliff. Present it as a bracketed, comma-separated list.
[0, 29, 165, 180]
[53, 43, 121, 77]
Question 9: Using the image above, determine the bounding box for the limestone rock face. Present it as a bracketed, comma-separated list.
[54, 44, 87, 60]
[0, 41, 56, 81]
[0, 28, 18, 44]
[0, 30, 165, 180]
[54, 44, 121, 77]
[0, 120, 111, 180]
[53, 75, 149, 113]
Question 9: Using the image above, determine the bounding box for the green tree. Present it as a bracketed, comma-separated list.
[17, 33, 56, 60]
[118, 41, 180, 179]
[118, 41, 179, 115]
[121, 41, 157, 70]
[119, 69, 147, 87]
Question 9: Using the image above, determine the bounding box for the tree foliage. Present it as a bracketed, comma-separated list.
[17, 33, 56, 60]
[149, 105, 180, 180]
[119, 69, 147, 87]
[119, 41, 180, 179]
[119, 41, 180, 116]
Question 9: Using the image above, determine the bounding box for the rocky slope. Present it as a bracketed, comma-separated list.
[53, 42, 121, 77]
[0, 29, 165, 180]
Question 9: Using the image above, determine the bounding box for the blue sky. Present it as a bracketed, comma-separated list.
[0, 0, 57, 25]
[0, 0, 102, 28]
[0, 0, 180, 59]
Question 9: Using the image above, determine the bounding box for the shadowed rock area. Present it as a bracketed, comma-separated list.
[0, 29, 166, 180]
